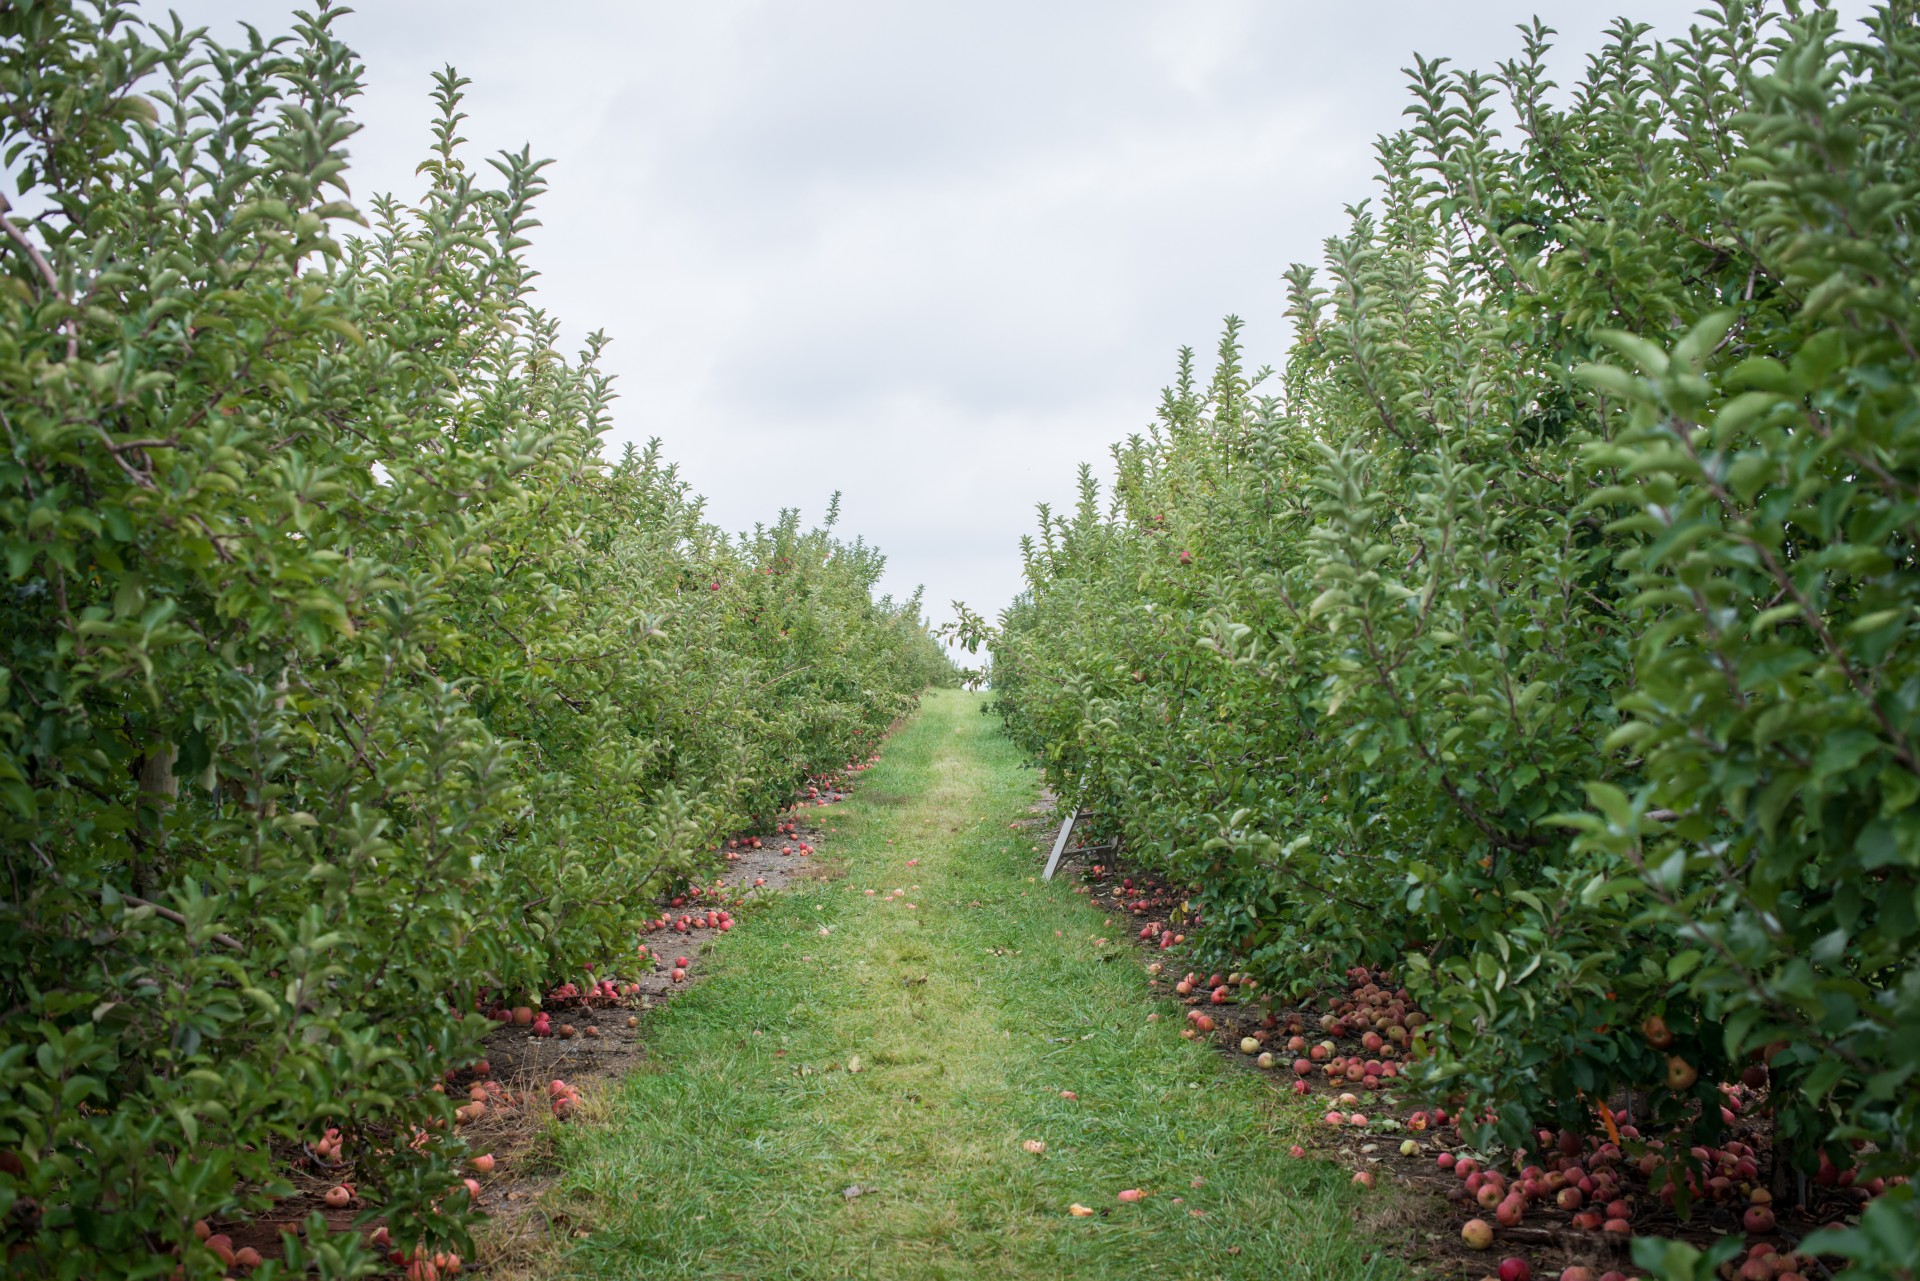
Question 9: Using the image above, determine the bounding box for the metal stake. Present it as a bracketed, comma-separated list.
[1042, 809, 1081, 881]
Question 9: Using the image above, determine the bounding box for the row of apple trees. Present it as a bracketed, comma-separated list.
[988, 2, 1917, 1271]
[0, 3, 952, 1277]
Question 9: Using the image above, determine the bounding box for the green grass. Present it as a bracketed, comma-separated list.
[537, 689, 1382, 1280]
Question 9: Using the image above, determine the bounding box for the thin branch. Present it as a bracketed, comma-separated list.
[0, 192, 78, 361]
[30, 841, 246, 953]
[121, 896, 246, 952]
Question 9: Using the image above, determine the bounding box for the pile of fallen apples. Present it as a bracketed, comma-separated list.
[369, 1218, 468, 1281]
[1149, 962, 1428, 1090]
[1109, 870, 1176, 913]
[484, 984, 634, 1039]
[547, 1077, 582, 1120]
[1102, 866, 1185, 953]
[1083, 863, 1177, 917]
[199, 1092, 501, 1277]
[1150, 968, 1259, 1041]
[189, 1220, 267, 1272]
[1090, 866, 1186, 951]
[643, 879, 743, 936]
[1447, 1116, 1904, 1272]
[1297, 970, 1909, 1279]
[799, 767, 859, 809]
[1128, 936, 1913, 1281]
[437, 1057, 579, 1126]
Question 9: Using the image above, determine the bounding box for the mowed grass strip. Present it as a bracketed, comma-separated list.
[538, 689, 1382, 1281]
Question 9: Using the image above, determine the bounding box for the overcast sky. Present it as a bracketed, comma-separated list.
[146, 1, 1873, 630]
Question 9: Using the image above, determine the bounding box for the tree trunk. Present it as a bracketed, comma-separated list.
[133, 738, 177, 897]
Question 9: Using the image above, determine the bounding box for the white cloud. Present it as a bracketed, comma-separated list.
[142, 0, 1877, 627]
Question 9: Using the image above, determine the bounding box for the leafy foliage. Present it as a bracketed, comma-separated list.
[991, 1, 1920, 1266]
[0, 4, 948, 1276]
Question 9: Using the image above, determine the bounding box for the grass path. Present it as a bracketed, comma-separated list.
[538, 689, 1377, 1280]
